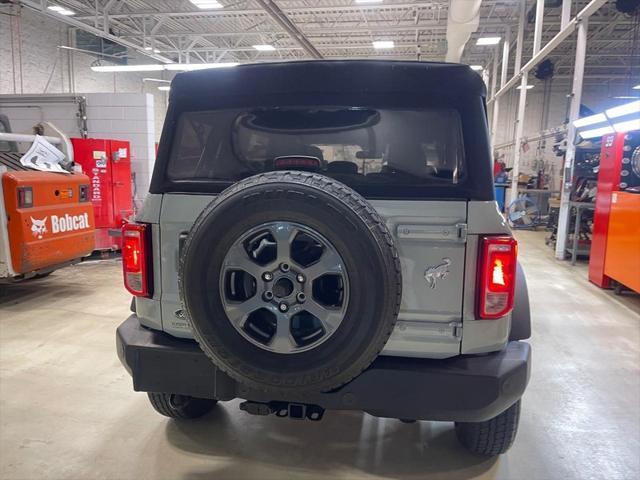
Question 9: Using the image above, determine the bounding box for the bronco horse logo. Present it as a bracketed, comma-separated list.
[30, 217, 48, 239]
[424, 258, 452, 289]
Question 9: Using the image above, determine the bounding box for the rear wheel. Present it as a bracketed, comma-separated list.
[454, 400, 521, 456]
[147, 392, 217, 419]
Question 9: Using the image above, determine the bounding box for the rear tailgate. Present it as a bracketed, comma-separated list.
[2, 171, 95, 274]
[373, 200, 467, 359]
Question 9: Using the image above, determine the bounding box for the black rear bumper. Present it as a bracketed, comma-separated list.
[117, 315, 531, 422]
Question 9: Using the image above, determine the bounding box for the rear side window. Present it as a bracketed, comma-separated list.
[167, 106, 465, 195]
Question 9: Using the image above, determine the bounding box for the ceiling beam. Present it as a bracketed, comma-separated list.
[252, 0, 322, 59]
[17, 0, 174, 63]
[74, 3, 449, 20]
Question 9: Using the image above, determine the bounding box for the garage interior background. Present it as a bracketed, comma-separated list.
[1, 0, 637, 204]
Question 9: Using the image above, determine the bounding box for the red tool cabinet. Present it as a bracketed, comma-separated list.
[589, 130, 640, 290]
[71, 138, 134, 251]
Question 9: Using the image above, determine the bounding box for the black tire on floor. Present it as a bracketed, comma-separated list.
[180, 171, 402, 395]
[147, 392, 218, 419]
[32, 272, 53, 279]
[454, 400, 521, 456]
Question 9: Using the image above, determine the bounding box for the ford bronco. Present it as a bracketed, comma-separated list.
[116, 61, 531, 456]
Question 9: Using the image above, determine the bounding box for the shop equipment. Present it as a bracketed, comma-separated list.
[0, 117, 95, 281]
[71, 138, 133, 251]
[589, 130, 640, 292]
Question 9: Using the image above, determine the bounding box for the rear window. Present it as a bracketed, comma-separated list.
[167, 106, 465, 194]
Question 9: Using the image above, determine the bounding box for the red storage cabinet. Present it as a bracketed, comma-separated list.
[71, 138, 134, 250]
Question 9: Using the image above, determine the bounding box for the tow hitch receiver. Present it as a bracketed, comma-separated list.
[240, 401, 325, 421]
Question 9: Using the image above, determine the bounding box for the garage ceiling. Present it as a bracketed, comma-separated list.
[18, 1, 639, 80]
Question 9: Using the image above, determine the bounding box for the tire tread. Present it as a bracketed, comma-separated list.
[147, 392, 217, 419]
[455, 400, 521, 456]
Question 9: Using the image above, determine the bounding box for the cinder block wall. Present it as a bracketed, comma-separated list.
[84, 93, 157, 209]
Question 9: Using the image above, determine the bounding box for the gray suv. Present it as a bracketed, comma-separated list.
[117, 61, 531, 456]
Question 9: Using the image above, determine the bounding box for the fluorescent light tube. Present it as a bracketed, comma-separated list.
[91, 63, 238, 73]
[372, 41, 394, 49]
[476, 37, 501, 46]
[606, 100, 640, 119]
[253, 45, 276, 51]
[469, 65, 483, 71]
[612, 119, 640, 133]
[48, 5, 75, 15]
[91, 64, 164, 72]
[158, 86, 171, 91]
[163, 62, 239, 70]
[580, 126, 615, 139]
[516, 85, 534, 90]
[573, 113, 607, 128]
[189, 0, 223, 9]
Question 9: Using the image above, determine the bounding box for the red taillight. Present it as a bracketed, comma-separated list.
[477, 236, 517, 319]
[122, 223, 151, 297]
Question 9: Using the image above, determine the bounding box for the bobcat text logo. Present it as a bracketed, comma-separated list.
[30, 213, 91, 239]
[30, 217, 48, 239]
[51, 213, 91, 233]
[424, 258, 452, 289]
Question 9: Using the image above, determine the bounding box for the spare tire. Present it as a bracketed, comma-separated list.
[180, 171, 401, 395]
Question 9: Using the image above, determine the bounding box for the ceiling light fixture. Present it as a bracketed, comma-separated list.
[633, 85, 640, 90]
[605, 100, 640, 119]
[579, 126, 615, 139]
[612, 119, 640, 133]
[48, 5, 75, 15]
[91, 63, 239, 73]
[158, 86, 171, 91]
[142, 78, 170, 83]
[189, 0, 224, 9]
[144, 46, 152, 51]
[516, 85, 534, 90]
[164, 62, 239, 71]
[469, 65, 483, 71]
[252, 44, 276, 51]
[92, 64, 164, 72]
[573, 113, 607, 128]
[476, 37, 501, 46]
[372, 40, 394, 49]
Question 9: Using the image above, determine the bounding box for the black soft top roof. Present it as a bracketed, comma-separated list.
[170, 60, 486, 103]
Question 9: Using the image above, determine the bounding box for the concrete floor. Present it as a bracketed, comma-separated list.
[1, 230, 639, 480]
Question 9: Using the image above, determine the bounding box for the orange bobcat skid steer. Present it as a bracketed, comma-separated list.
[0, 146, 95, 282]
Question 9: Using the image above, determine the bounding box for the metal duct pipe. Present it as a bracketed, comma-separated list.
[445, 0, 483, 63]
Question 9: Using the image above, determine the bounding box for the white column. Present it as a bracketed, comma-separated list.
[514, 0, 526, 73]
[561, 0, 572, 29]
[509, 74, 529, 206]
[500, 27, 511, 88]
[533, 0, 545, 56]
[488, 49, 500, 148]
[555, 17, 589, 259]
[491, 52, 499, 100]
